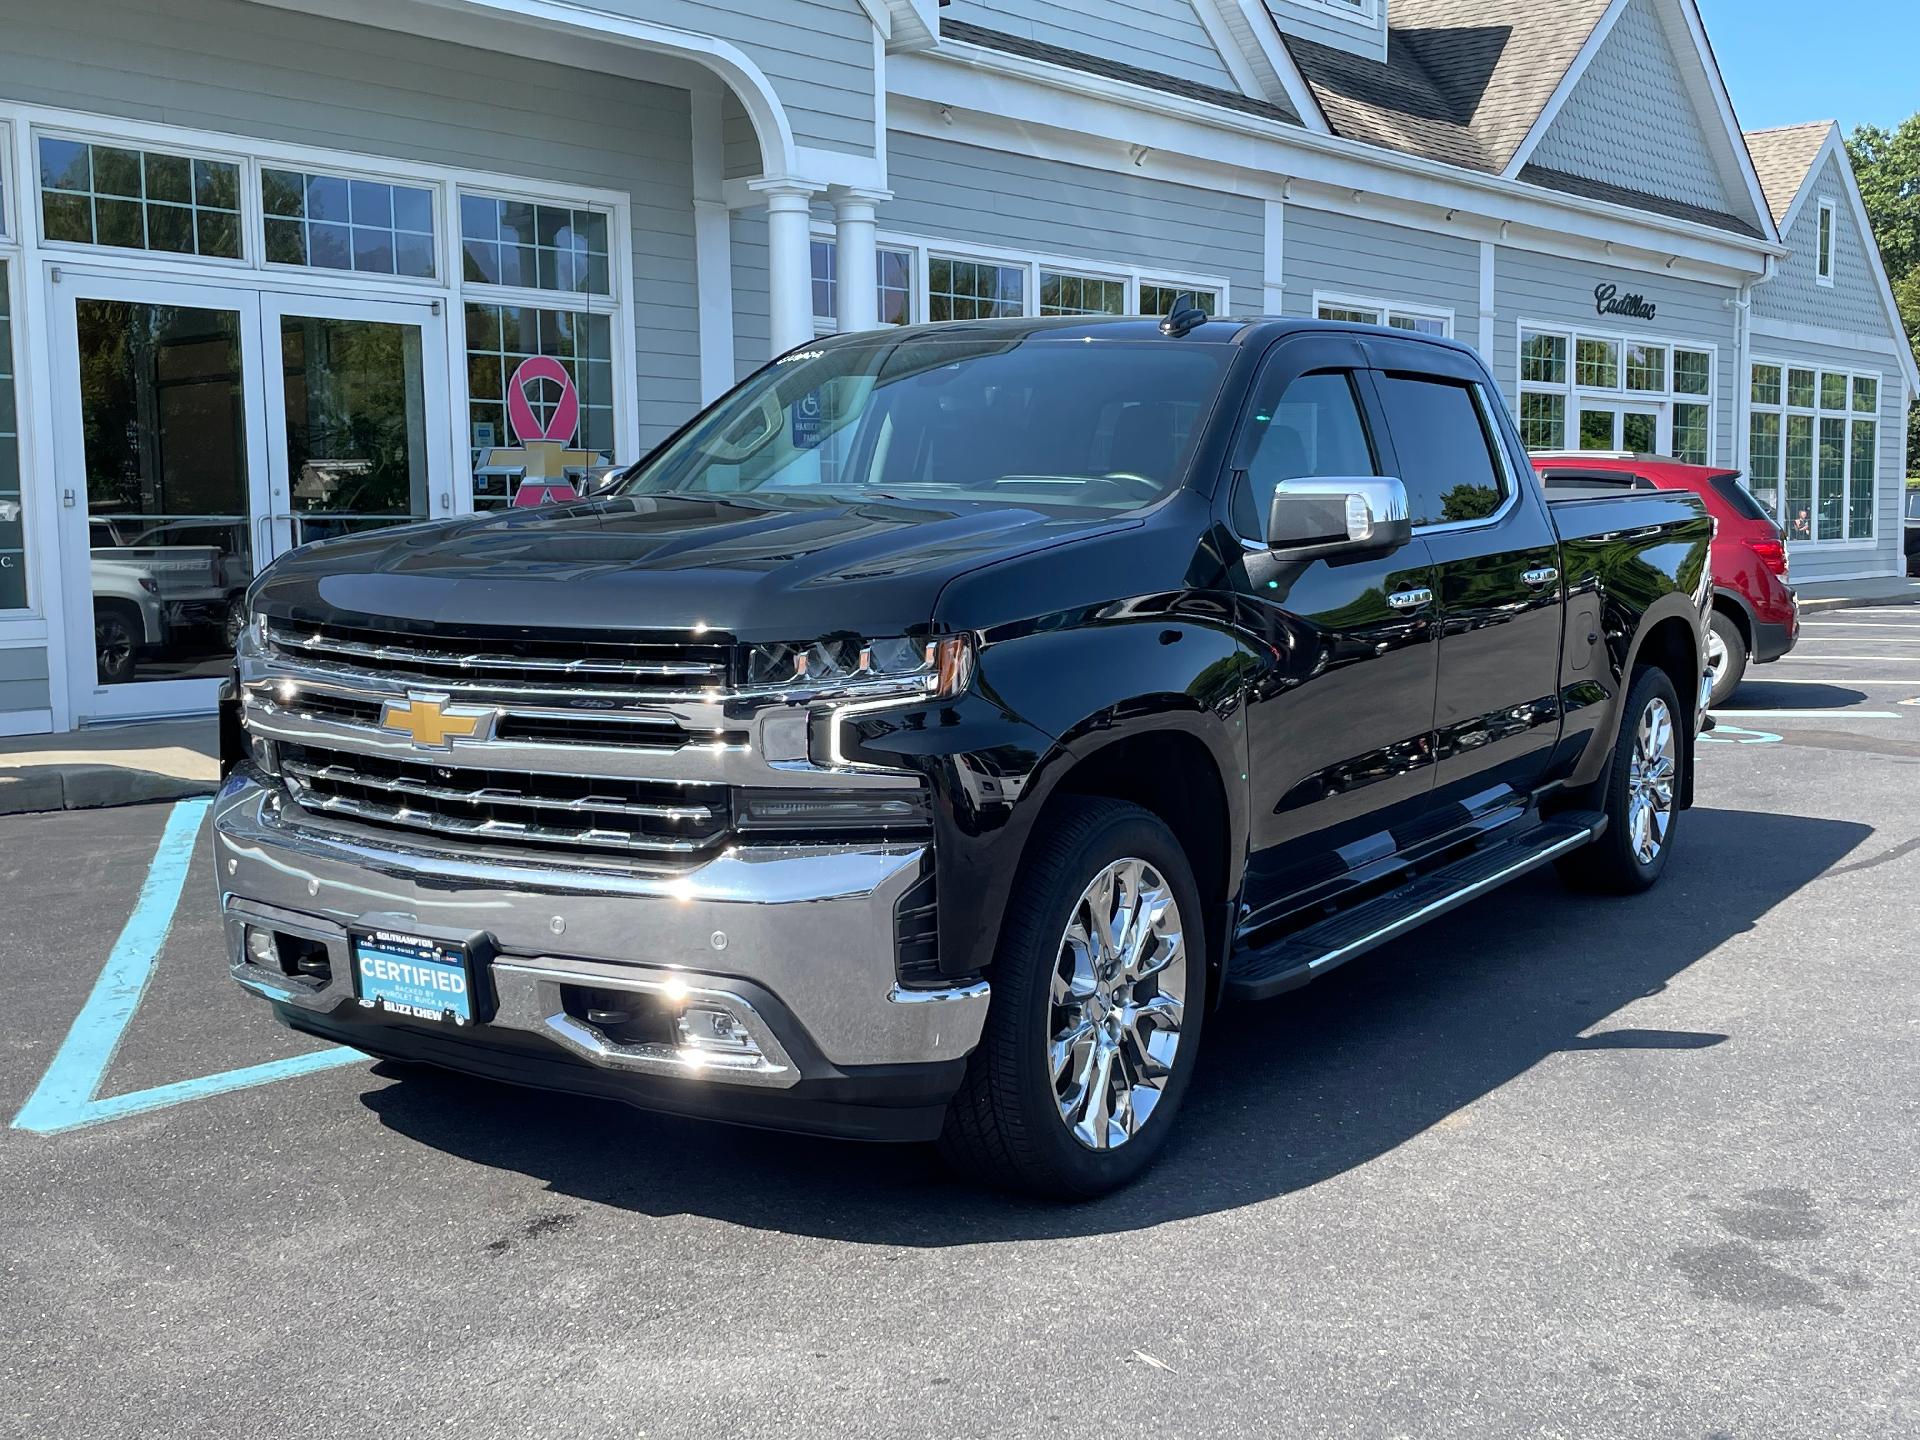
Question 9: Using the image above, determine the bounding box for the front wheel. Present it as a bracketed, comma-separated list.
[1558, 666, 1683, 894]
[94, 604, 140, 685]
[939, 798, 1206, 1198]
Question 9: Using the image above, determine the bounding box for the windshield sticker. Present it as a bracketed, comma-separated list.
[791, 389, 825, 449]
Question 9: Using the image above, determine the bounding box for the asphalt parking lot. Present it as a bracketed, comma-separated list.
[5, 609, 1919, 1439]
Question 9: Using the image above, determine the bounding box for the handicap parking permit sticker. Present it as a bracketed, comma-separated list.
[791, 389, 824, 449]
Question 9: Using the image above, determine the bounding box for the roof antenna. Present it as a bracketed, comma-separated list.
[1159, 291, 1209, 338]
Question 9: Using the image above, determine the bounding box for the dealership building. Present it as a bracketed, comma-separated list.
[0, 0, 1912, 734]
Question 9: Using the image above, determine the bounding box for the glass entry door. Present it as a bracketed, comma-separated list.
[1576, 402, 1663, 455]
[54, 274, 451, 721]
[263, 294, 448, 555]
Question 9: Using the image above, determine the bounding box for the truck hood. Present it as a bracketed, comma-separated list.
[250, 493, 1133, 641]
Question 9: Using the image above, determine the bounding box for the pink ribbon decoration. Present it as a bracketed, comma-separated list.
[506, 355, 581, 445]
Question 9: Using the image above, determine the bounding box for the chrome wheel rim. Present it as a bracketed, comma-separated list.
[1627, 695, 1677, 866]
[95, 616, 133, 676]
[1048, 857, 1188, 1151]
[1705, 628, 1728, 684]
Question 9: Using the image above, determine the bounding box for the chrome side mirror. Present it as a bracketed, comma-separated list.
[581, 464, 628, 497]
[1267, 476, 1412, 561]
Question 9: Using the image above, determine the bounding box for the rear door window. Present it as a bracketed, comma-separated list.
[1231, 371, 1376, 537]
[1375, 374, 1509, 527]
[1709, 474, 1779, 524]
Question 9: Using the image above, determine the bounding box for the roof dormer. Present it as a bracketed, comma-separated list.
[1267, 0, 1387, 63]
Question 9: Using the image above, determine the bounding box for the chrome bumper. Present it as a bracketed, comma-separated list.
[212, 769, 989, 1083]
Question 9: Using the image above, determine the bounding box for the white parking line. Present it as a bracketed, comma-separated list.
[1740, 678, 1920, 685]
[1779, 655, 1920, 663]
[1715, 710, 1902, 719]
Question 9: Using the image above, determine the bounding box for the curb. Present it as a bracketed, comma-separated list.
[1798, 590, 1920, 613]
[0, 765, 217, 817]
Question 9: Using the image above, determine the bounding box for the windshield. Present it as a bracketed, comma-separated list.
[618, 332, 1232, 514]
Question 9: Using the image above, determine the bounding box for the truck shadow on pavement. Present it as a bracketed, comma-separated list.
[360, 806, 1867, 1244]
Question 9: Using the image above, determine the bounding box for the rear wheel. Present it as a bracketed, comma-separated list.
[1558, 666, 1683, 894]
[939, 798, 1205, 1198]
[1706, 609, 1747, 707]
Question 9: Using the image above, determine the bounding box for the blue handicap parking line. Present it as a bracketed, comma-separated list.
[10, 796, 363, 1137]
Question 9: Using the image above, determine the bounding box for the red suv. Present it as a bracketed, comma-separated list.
[1532, 453, 1797, 705]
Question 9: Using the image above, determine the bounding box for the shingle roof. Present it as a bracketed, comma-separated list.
[1743, 121, 1834, 224]
[940, 21, 1301, 126]
[1281, 0, 1614, 174]
[1520, 165, 1768, 239]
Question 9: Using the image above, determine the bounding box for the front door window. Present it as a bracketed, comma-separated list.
[279, 313, 431, 545]
[76, 298, 253, 685]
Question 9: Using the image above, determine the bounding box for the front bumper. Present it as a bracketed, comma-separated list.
[212, 768, 989, 1141]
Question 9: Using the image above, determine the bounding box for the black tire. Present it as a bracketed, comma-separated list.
[94, 602, 140, 685]
[1706, 608, 1748, 707]
[938, 797, 1207, 1199]
[1558, 666, 1684, 895]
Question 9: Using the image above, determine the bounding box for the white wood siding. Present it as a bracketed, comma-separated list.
[1283, 207, 1481, 333]
[1529, 0, 1733, 214]
[1754, 153, 1895, 339]
[586, 0, 876, 157]
[0, 646, 50, 716]
[1265, 0, 1387, 62]
[941, 0, 1239, 90]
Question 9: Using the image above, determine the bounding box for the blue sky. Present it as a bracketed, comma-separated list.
[1697, 0, 1919, 134]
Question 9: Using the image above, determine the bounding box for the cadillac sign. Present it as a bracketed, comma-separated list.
[1594, 282, 1658, 322]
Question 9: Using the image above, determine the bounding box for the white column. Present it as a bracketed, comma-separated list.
[688, 89, 734, 402]
[830, 187, 891, 334]
[750, 179, 821, 356]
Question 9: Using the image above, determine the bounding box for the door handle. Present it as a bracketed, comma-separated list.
[1387, 587, 1433, 610]
[1523, 567, 1560, 588]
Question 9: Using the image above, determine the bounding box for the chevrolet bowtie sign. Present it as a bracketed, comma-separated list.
[379, 695, 497, 749]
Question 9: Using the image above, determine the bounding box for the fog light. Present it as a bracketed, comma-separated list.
[244, 926, 277, 968]
[675, 1004, 760, 1055]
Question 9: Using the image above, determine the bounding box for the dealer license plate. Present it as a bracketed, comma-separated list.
[352, 929, 474, 1025]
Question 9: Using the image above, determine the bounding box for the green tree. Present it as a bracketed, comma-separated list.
[1845, 115, 1920, 472]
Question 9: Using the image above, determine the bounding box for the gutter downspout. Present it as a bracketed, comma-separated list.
[1732, 254, 1777, 481]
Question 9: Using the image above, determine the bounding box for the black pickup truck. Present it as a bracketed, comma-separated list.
[215, 314, 1711, 1197]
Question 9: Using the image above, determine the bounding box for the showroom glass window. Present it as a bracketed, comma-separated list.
[0, 262, 23, 610]
[263, 168, 436, 279]
[1749, 360, 1878, 541]
[459, 190, 619, 509]
[37, 137, 241, 259]
[0, 137, 24, 612]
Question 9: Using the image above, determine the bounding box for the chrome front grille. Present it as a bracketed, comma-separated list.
[278, 743, 731, 858]
[264, 618, 732, 702]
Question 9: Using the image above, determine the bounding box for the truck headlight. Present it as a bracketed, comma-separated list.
[745, 634, 973, 700]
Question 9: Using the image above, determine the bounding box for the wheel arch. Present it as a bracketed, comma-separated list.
[1712, 587, 1756, 649]
[1039, 726, 1238, 1000]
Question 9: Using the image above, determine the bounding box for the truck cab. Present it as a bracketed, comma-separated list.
[214, 315, 1711, 1197]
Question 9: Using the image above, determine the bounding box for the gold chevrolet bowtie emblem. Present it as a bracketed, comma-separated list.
[378, 695, 496, 749]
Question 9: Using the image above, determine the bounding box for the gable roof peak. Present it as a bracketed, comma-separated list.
[1743, 120, 1838, 224]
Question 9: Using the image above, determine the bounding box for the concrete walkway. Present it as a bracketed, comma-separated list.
[1794, 574, 1920, 611]
[0, 716, 217, 816]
